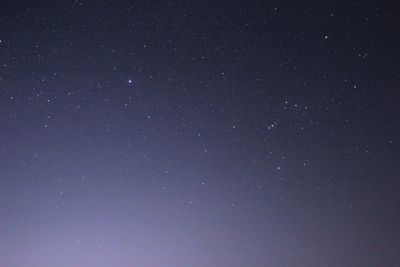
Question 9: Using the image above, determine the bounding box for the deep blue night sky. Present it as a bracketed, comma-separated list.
[0, 1, 400, 266]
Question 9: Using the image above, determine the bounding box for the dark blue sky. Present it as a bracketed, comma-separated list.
[0, 1, 399, 266]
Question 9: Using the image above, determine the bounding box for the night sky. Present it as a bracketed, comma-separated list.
[1, 1, 400, 266]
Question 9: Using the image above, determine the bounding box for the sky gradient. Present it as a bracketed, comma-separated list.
[1, 0, 400, 266]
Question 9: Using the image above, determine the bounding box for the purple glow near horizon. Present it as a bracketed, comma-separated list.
[1, 1, 400, 266]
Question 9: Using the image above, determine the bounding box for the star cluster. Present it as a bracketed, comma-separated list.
[0, 1, 400, 266]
